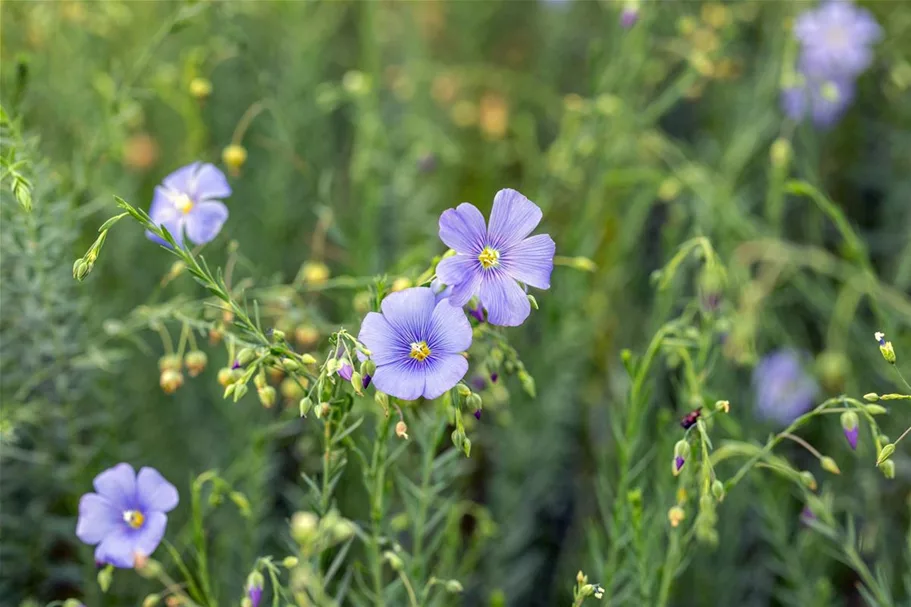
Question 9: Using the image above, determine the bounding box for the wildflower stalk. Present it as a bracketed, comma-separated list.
[411, 415, 448, 581]
[190, 472, 219, 607]
[367, 412, 393, 607]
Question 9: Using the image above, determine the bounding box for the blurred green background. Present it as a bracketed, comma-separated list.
[2, 1, 911, 606]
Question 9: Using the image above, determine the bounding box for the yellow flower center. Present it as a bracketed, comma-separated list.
[820, 81, 840, 103]
[175, 193, 194, 215]
[409, 341, 431, 362]
[478, 246, 500, 269]
[123, 510, 145, 529]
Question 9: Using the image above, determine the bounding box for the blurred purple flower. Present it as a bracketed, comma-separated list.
[146, 162, 231, 247]
[248, 584, 263, 607]
[76, 463, 178, 568]
[620, 6, 639, 29]
[800, 506, 816, 524]
[357, 288, 472, 400]
[753, 350, 819, 425]
[436, 189, 555, 326]
[844, 425, 859, 450]
[674, 456, 685, 473]
[794, 0, 882, 78]
[781, 74, 855, 128]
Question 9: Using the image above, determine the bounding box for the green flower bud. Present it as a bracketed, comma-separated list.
[300, 353, 318, 365]
[799, 471, 817, 491]
[383, 551, 403, 571]
[863, 392, 880, 402]
[291, 511, 319, 544]
[865, 404, 888, 415]
[351, 372, 364, 395]
[326, 358, 340, 374]
[456, 383, 471, 397]
[361, 359, 376, 376]
[185, 350, 208, 377]
[258, 385, 276, 408]
[877, 443, 896, 465]
[820, 456, 840, 475]
[141, 595, 160, 607]
[673, 440, 690, 459]
[299, 396, 313, 417]
[880, 459, 895, 479]
[711, 480, 725, 502]
[282, 556, 299, 568]
[840, 411, 859, 431]
[580, 584, 594, 597]
[236, 348, 255, 366]
[332, 519, 356, 542]
[281, 357, 301, 372]
[233, 382, 249, 401]
[73, 258, 91, 281]
[467, 393, 483, 410]
[445, 580, 464, 594]
[271, 329, 287, 341]
[375, 391, 389, 409]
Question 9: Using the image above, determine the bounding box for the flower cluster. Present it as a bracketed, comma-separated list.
[782, 0, 881, 128]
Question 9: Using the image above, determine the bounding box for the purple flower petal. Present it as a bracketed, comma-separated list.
[93, 463, 137, 511]
[421, 354, 469, 400]
[185, 201, 229, 245]
[488, 189, 542, 250]
[132, 511, 168, 558]
[675, 456, 685, 472]
[479, 272, 530, 327]
[192, 163, 232, 201]
[76, 494, 121, 545]
[427, 300, 473, 354]
[474, 409, 482, 420]
[844, 426, 859, 450]
[162, 162, 201, 194]
[94, 527, 136, 569]
[437, 255, 482, 306]
[438, 203, 487, 254]
[502, 234, 555, 289]
[136, 467, 179, 513]
[380, 288, 436, 340]
[148, 186, 182, 226]
[372, 359, 426, 401]
[359, 313, 406, 365]
[338, 362, 354, 381]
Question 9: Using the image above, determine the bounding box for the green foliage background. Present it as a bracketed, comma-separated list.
[2, 1, 910, 606]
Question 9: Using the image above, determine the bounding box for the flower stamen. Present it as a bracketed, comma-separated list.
[409, 341, 431, 362]
[478, 246, 500, 269]
[175, 193, 194, 215]
[123, 509, 145, 529]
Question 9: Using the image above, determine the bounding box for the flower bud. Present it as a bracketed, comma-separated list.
[580, 584, 595, 597]
[570, 257, 597, 272]
[467, 393, 482, 410]
[331, 519, 356, 541]
[877, 443, 896, 465]
[865, 404, 888, 416]
[351, 372, 364, 395]
[395, 420, 409, 440]
[375, 391, 389, 410]
[668, 505, 686, 527]
[291, 511, 319, 544]
[457, 383, 471, 397]
[189, 77, 212, 100]
[73, 258, 91, 281]
[317, 402, 331, 418]
[820, 456, 840, 475]
[222, 144, 247, 174]
[142, 596, 160, 607]
[236, 348, 255, 366]
[383, 551, 403, 571]
[711, 479, 725, 501]
[232, 382, 249, 401]
[160, 369, 184, 394]
[281, 357, 301, 372]
[799, 471, 817, 491]
[300, 261, 330, 284]
[282, 556, 299, 568]
[299, 397, 313, 417]
[840, 411, 859, 450]
[445, 580, 464, 594]
[880, 459, 895, 479]
[576, 571, 587, 585]
[217, 367, 234, 387]
[864, 392, 880, 402]
[246, 571, 264, 607]
[258, 385, 276, 408]
[770, 138, 792, 168]
[185, 350, 207, 377]
[714, 400, 730, 413]
[874, 332, 896, 364]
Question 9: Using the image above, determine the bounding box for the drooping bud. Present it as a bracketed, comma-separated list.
[383, 551, 404, 571]
[877, 443, 896, 466]
[246, 571, 264, 607]
[820, 456, 840, 475]
[880, 459, 895, 479]
[445, 580, 464, 594]
[456, 383, 471, 397]
[185, 350, 208, 377]
[257, 385, 276, 408]
[799, 471, 817, 491]
[158, 354, 182, 372]
[282, 556, 299, 568]
[217, 367, 234, 387]
[222, 144, 247, 175]
[620, 0, 639, 28]
[236, 348, 255, 366]
[840, 411, 859, 450]
[672, 440, 689, 476]
[711, 480, 725, 501]
[160, 369, 184, 394]
[299, 397, 313, 417]
[864, 392, 880, 402]
[351, 372, 364, 395]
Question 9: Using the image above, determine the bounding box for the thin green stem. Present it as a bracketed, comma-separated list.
[369, 413, 393, 607]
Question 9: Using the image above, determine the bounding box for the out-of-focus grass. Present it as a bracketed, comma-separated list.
[2, 1, 911, 606]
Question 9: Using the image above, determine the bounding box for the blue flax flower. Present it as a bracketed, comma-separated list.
[147, 162, 231, 247]
[358, 287, 472, 400]
[436, 189, 555, 327]
[752, 350, 819, 425]
[76, 463, 178, 568]
[794, 0, 882, 79]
